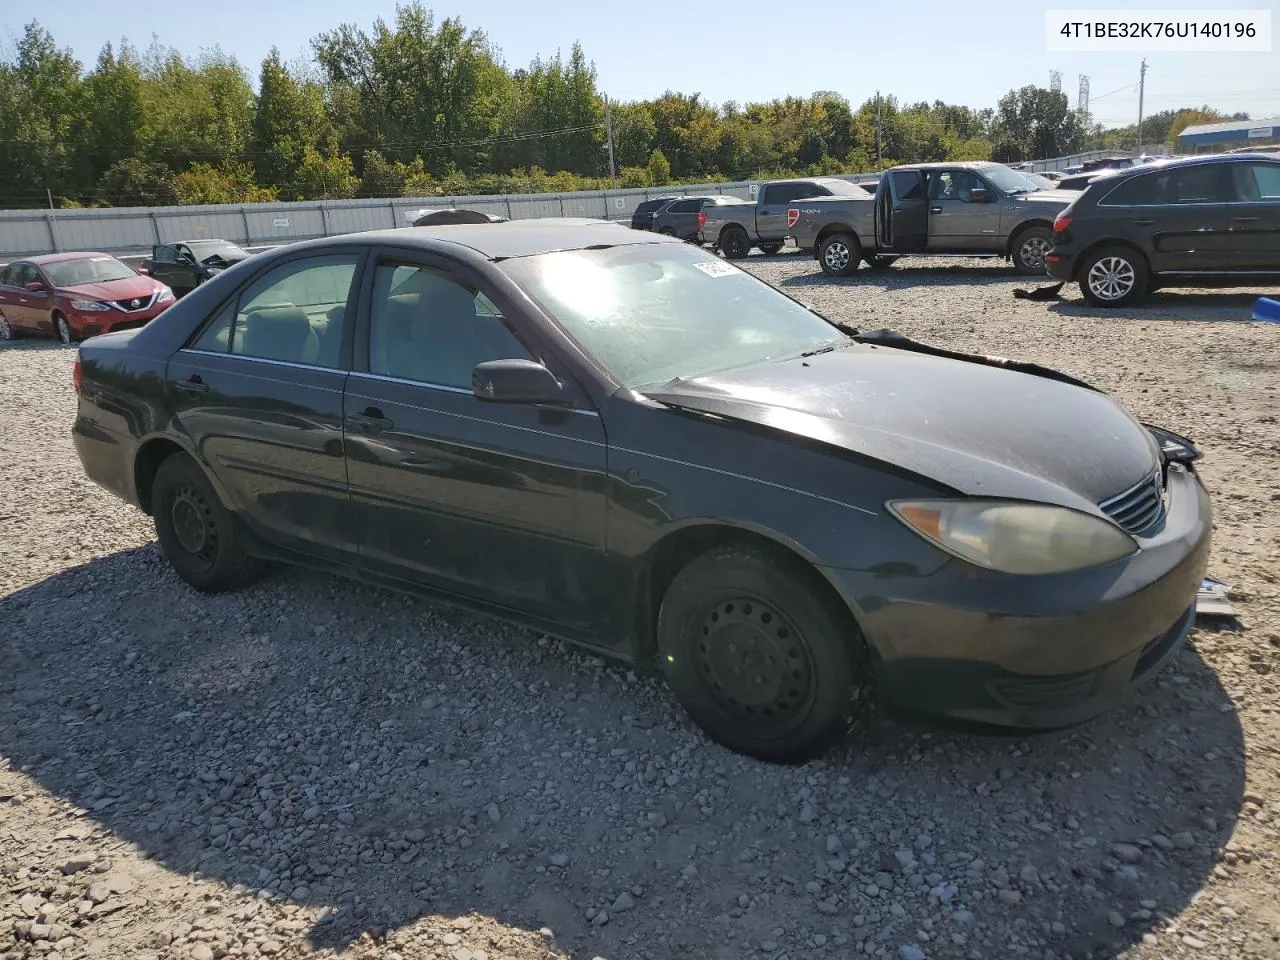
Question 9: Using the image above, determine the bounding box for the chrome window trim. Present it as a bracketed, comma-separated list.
[177, 347, 343, 375]
[348, 370, 601, 417]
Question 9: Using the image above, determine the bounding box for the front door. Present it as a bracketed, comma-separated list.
[878, 170, 929, 251]
[758, 183, 819, 242]
[343, 253, 610, 629]
[166, 249, 363, 558]
[147, 245, 187, 293]
[927, 169, 1003, 251]
[1225, 161, 1280, 271]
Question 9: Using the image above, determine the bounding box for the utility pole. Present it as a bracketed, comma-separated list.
[604, 95, 617, 187]
[47, 188, 61, 253]
[1137, 59, 1148, 153]
[875, 91, 882, 167]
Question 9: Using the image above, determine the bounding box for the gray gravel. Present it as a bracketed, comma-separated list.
[3, 254, 1280, 960]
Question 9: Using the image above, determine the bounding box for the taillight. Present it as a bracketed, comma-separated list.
[787, 208, 800, 229]
[698, 211, 707, 227]
[73, 358, 82, 394]
[1053, 213, 1072, 235]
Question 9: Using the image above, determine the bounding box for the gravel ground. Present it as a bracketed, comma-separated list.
[2, 253, 1279, 960]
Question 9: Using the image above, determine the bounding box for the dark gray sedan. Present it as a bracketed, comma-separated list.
[70, 220, 1211, 762]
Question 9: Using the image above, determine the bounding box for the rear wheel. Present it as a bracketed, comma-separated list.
[1011, 226, 1053, 275]
[152, 452, 264, 593]
[658, 545, 869, 762]
[0, 310, 15, 341]
[1079, 246, 1149, 307]
[818, 232, 861, 277]
[719, 226, 751, 260]
[864, 255, 899, 269]
[758, 242, 783, 256]
[54, 313, 73, 344]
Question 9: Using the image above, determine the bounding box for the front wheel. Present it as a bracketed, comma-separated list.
[758, 242, 783, 256]
[658, 545, 869, 763]
[1012, 226, 1053, 275]
[719, 227, 751, 260]
[1079, 246, 1149, 307]
[152, 453, 265, 593]
[54, 313, 73, 344]
[818, 232, 861, 277]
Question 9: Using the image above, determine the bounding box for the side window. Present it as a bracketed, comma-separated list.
[1232, 163, 1280, 201]
[16, 264, 39, 287]
[192, 301, 235, 352]
[0, 264, 14, 286]
[670, 199, 701, 214]
[1100, 173, 1158, 206]
[229, 255, 358, 368]
[929, 172, 954, 200]
[368, 263, 532, 389]
[1163, 165, 1229, 204]
[154, 246, 177, 264]
[763, 184, 798, 205]
[793, 184, 824, 200]
[890, 171, 924, 201]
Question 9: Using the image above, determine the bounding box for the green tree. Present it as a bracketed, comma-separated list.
[647, 148, 671, 185]
[990, 86, 1084, 162]
[294, 146, 359, 199]
[97, 158, 178, 206]
[174, 161, 277, 204]
[81, 43, 147, 188]
[251, 47, 329, 190]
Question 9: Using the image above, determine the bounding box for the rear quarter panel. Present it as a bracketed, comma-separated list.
[701, 203, 758, 244]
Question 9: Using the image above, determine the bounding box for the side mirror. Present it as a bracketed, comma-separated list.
[25, 281, 46, 293]
[969, 187, 991, 203]
[472, 358, 570, 405]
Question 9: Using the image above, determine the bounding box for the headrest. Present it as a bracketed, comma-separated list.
[238, 305, 313, 360]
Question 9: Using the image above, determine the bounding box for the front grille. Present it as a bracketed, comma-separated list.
[988, 668, 1101, 711]
[1099, 470, 1166, 536]
[112, 294, 156, 312]
[109, 318, 151, 332]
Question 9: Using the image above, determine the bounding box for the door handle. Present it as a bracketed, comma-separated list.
[175, 375, 209, 393]
[1132, 219, 1155, 226]
[349, 407, 393, 434]
[930, 206, 942, 213]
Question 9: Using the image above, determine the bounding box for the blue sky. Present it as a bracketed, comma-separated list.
[7, 0, 1279, 129]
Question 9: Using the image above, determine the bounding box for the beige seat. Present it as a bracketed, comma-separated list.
[235, 305, 319, 364]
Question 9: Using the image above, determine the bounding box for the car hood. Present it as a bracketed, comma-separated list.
[58, 276, 160, 300]
[644, 345, 1160, 512]
[1012, 189, 1076, 206]
[200, 254, 248, 266]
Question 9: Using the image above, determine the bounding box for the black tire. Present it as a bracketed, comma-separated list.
[758, 242, 783, 256]
[1011, 226, 1053, 275]
[1077, 245, 1150, 307]
[719, 226, 751, 260]
[152, 452, 265, 593]
[0, 309, 16, 341]
[657, 545, 868, 763]
[54, 313, 74, 344]
[818, 232, 861, 277]
[864, 255, 899, 269]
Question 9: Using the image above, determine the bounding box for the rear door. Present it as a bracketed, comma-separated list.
[166, 248, 363, 558]
[0, 263, 33, 332]
[662, 198, 705, 239]
[343, 251, 609, 629]
[7, 263, 53, 333]
[878, 170, 929, 251]
[1225, 160, 1280, 271]
[1146, 163, 1233, 271]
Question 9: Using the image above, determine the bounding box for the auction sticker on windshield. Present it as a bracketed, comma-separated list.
[692, 259, 740, 278]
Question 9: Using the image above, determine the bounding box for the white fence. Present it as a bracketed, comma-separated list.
[0, 150, 1129, 259]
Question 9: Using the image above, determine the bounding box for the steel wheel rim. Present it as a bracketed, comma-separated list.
[1087, 256, 1136, 301]
[56, 317, 70, 343]
[694, 594, 816, 733]
[823, 242, 851, 272]
[170, 483, 218, 571]
[0, 314, 10, 340]
[1020, 235, 1051, 270]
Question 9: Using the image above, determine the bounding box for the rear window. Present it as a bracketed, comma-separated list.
[1099, 173, 1159, 206]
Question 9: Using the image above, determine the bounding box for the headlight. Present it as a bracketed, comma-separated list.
[157, 286, 175, 303]
[888, 499, 1137, 575]
[70, 299, 110, 311]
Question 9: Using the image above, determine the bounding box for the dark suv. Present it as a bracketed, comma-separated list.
[651, 195, 746, 242]
[1046, 153, 1280, 306]
[629, 196, 683, 231]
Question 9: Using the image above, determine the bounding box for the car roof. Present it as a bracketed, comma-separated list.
[887, 161, 1003, 172]
[25, 252, 119, 265]
[321, 218, 675, 261]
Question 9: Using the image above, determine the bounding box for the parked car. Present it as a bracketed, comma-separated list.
[646, 195, 749, 242]
[0, 252, 175, 343]
[787, 161, 1074, 276]
[137, 239, 252, 298]
[71, 219, 1210, 762]
[1046, 152, 1280, 306]
[701, 177, 872, 258]
[413, 209, 509, 226]
[630, 196, 683, 231]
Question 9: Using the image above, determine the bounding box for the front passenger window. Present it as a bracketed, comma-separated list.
[368, 264, 532, 389]
[228, 255, 358, 368]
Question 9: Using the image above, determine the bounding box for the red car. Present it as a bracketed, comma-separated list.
[0, 252, 175, 344]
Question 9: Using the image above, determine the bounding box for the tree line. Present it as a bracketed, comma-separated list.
[0, 7, 1251, 210]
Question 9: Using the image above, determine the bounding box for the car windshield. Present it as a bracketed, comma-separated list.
[501, 243, 850, 390]
[42, 256, 137, 287]
[981, 165, 1045, 195]
[815, 179, 868, 197]
[185, 240, 248, 261]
